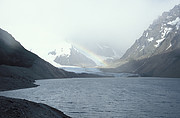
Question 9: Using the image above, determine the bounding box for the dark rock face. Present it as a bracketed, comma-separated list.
[115, 48, 180, 78]
[54, 46, 97, 67]
[121, 4, 180, 61]
[112, 49, 180, 77]
[0, 28, 69, 79]
[113, 4, 180, 78]
[0, 28, 38, 67]
[0, 96, 70, 118]
[136, 49, 180, 78]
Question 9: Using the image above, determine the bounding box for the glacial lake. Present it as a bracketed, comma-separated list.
[1, 77, 180, 118]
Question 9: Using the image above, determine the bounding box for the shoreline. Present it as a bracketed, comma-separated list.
[0, 77, 72, 118]
[0, 72, 105, 92]
[0, 75, 107, 118]
[0, 96, 71, 118]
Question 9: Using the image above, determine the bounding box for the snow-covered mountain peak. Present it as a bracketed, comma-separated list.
[48, 49, 56, 56]
[39, 40, 121, 68]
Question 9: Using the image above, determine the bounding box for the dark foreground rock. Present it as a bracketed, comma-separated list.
[0, 96, 71, 118]
[0, 77, 37, 91]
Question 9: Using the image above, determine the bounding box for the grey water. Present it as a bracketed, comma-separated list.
[1, 77, 180, 118]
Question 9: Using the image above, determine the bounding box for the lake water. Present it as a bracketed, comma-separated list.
[1, 77, 180, 118]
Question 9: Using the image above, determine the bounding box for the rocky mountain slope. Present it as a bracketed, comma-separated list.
[122, 4, 180, 61]
[107, 48, 180, 78]
[112, 4, 180, 78]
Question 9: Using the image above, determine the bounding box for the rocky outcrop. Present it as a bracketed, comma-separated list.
[0, 96, 70, 118]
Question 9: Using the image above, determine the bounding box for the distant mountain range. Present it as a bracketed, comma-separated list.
[46, 43, 120, 68]
[106, 4, 180, 78]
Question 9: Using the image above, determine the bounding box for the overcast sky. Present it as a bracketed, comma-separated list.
[0, 0, 180, 56]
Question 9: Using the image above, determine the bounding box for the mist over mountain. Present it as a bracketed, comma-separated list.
[45, 42, 120, 68]
[2, 1, 180, 118]
[107, 4, 180, 78]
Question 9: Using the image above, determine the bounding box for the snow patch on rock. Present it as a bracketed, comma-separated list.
[140, 45, 145, 51]
[147, 37, 154, 42]
[168, 17, 180, 30]
[168, 17, 180, 25]
[155, 27, 172, 48]
[161, 27, 172, 39]
[166, 43, 172, 50]
[154, 38, 165, 47]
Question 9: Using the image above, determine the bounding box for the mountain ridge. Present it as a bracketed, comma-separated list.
[121, 4, 180, 61]
[108, 4, 180, 78]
